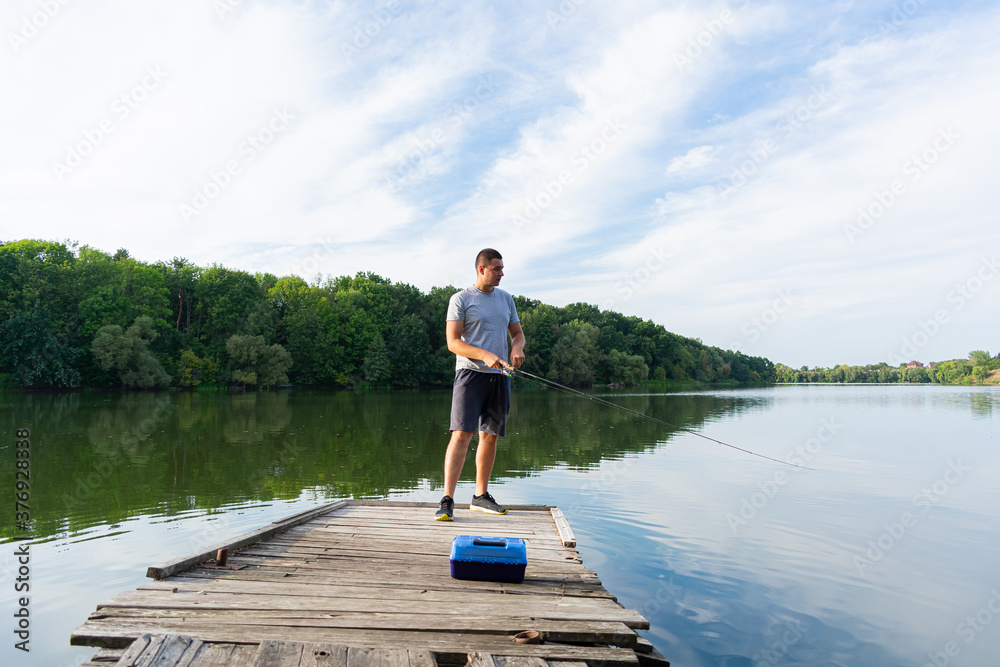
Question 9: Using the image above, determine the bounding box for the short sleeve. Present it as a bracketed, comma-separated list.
[507, 292, 520, 324]
[446, 291, 465, 321]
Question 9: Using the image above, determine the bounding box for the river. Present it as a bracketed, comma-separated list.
[2, 383, 998, 666]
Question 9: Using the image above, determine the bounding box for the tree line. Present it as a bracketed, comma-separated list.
[0, 239, 776, 389]
[775, 351, 999, 385]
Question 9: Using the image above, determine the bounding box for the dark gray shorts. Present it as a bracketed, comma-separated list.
[450, 369, 511, 436]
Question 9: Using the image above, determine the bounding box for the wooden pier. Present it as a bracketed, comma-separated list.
[72, 500, 668, 667]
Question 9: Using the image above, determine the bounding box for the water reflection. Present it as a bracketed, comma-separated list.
[2, 384, 998, 667]
[0, 387, 742, 542]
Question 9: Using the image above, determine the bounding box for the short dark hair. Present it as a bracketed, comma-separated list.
[475, 248, 502, 268]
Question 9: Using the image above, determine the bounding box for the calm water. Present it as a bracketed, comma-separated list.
[2, 384, 998, 667]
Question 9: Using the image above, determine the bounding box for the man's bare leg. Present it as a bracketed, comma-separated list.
[475, 430, 498, 496]
[443, 430, 474, 499]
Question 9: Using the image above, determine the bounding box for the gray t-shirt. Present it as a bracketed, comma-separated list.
[447, 286, 520, 373]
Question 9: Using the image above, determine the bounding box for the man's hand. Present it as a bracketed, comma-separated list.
[508, 322, 526, 369]
[482, 351, 504, 369]
[510, 344, 525, 369]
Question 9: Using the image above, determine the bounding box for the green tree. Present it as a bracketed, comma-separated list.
[519, 303, 558, 374]
[226, 334, 292, 386]
[270, 278, 334, 384]
[559, 302, 601, 326]
[0, 239, 782, 390]
[0, 303, 81, 387]
[902, 366, 930, 383]
[333, 289, 382, 379]
[159, 257, 201, 334]
[970, 350, 990, 367]
[194, 266, 266, 351]
[362, 334, 391, 384]
[387, 313, 432, 386]
[0, 240, 79, 331]
[605, 348, 649, 385]
[549, 320, 601, 386]
[77, 285, 133, 339]
[177, 349, 219, 387]
[420, 285, 459, 385]
[91, 316, 171, 388]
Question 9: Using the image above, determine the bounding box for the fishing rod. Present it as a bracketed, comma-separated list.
[501, 365, 813, 470]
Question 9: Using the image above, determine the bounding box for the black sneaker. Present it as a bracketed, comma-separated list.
[434, 495, 454, 521]
[470, 491, 507, 515]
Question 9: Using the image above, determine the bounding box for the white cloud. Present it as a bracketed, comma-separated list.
[667, 146, 716, 174]
[1, 0, 997, 367]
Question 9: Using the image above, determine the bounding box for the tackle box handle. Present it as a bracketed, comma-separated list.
[472, 538, 507, 547]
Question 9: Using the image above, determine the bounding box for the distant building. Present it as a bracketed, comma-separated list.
[907, 361, 924, 369]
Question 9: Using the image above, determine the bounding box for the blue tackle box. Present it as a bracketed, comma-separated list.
[449, 535, 527, 583]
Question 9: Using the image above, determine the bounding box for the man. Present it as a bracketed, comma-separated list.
[435, 248, 525, 521]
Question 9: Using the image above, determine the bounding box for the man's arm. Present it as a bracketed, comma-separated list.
[508, 322, 525, 369]
[446, 320, 508, 369]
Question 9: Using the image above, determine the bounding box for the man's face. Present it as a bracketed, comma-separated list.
[481, 259, 504, 286]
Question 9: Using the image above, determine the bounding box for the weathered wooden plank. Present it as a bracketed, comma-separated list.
[292, 529, 557, 543]
[248, 532, 571, 552]
[300, 512, 550, 525]
[252, 639, 305, 667]
[228, 555, 583, 579]
[228, 562, 594, 586]
[252, 539, 574, 563]
[146, 500, 349, 579]
[148, 634, 202, 666]
[633, 639, 670, 667]
[73, 619, 643, 663]
[302, 515, 550, 528]
[344, 500, 552, 511]
[190, 643, 257, 667]
[133, 633, 170, 666]
[494, 657, 550, 667]
[171, 638, 210, 667]
[304, 510, 552, 523]
[234, 544, 579, 569]
[90, 647, 128, 662]
[114, 633, 154, 666]
[182, 560, 600, 584]
[308, 510, 548, 522]
[172, 569, 611, 600]
[219, 565, 599, 586]
[91, 591, 647, 629]
[218, 555, 601, 581]
[300, 643, 347, 667]
[138, 577, 609, 607]
[88, 608, 638, 645]
[269, 532, 565, 551]
[408, 645, 437, 666]
[549, 508, 576, 548]
[346, 646, 435, 667]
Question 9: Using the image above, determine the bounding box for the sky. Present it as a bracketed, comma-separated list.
[2, 0, 998, 369]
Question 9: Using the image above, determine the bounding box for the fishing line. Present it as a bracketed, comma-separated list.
[502, 366, 813, 470]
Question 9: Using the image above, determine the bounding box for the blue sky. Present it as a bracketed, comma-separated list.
[2, 0, 997, 368]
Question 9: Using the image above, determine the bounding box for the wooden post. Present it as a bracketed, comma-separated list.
[216, 548, 228, 567]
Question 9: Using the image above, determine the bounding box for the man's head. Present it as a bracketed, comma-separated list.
[474, 248, 504, 290]
[475, 248, 502, 269]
